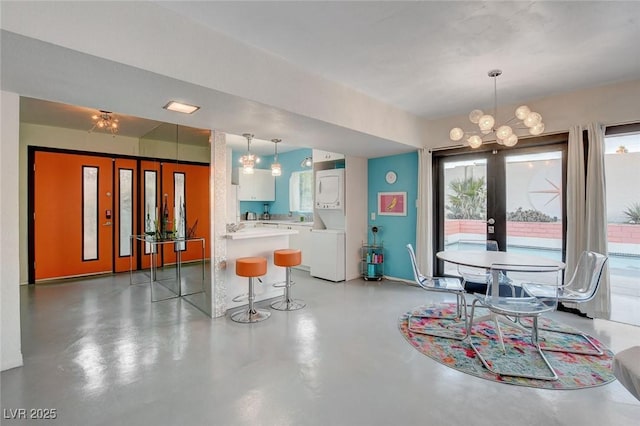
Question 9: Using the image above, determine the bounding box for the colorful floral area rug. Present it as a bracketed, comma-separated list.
[399, 304, 615, 389]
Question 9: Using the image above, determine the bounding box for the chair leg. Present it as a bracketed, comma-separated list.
[271, 267, 305, 311]
[491, 314, 506, 354]
[468, 310, 558, 381]
[407, 291, 468, 340]
[517, 319, 604, 356]
[231, 277, 271, 323]
[537, 327, 604, 356]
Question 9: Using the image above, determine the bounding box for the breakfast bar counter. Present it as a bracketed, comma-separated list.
[224, 227, 298, 310]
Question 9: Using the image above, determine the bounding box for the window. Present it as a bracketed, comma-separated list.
[289, 170, 313, 212]
[603, 128, 640, 325]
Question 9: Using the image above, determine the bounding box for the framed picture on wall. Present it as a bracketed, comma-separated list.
[377, 192, 407, 216]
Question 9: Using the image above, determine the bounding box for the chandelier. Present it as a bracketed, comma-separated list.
[89, 110, 119, 136]
[271, 138, 282, 176]
[449, 70, 544, 148]
[240, 133, 259, 174]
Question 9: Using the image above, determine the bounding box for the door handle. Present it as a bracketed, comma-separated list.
[103, 221, 112, 226]
[487, 218, 495, 225]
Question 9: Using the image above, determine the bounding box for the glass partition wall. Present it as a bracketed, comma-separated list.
[137, 123, 212, 315]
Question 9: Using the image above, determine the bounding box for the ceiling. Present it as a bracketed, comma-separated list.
[158, 1, 640, 118]
[19, 97, 296, 154]
[4, 1, 640, 157]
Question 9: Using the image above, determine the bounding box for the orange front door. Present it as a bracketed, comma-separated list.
[34, 151, 114, 280]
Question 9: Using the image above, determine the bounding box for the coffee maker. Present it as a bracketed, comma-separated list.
[262, 203, 270, 220]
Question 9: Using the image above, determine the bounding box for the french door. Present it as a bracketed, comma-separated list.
[434, 137, 567, 276]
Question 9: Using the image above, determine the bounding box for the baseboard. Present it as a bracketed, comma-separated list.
[557, 302, 590, 318]
[380, 275, 416, 286]
[1, 353, 23, 371]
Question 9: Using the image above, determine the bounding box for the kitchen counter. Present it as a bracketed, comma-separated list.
[225, 227, 298, 240]
[225, 227, 297, 311]
[240, 220, 314, 227]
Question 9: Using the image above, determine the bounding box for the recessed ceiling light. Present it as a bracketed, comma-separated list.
[163, 101, 200, 114]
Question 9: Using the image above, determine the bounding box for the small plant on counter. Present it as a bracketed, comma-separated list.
[507, 207, 557, 222]
[623, 202, 640, 224]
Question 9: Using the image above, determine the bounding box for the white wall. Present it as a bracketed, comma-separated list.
[1, 91, 24, 371]
[1, 1, 424, 150]
[345, 156, 368, 280]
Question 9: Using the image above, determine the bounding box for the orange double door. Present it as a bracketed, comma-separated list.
[32, 150, 210, 282]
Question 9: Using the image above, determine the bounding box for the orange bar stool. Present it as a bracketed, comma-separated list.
[231, 257, 271, 323]
[271, 249, 305, 311]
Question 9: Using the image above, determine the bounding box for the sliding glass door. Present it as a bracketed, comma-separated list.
[434, 137, 567, 277]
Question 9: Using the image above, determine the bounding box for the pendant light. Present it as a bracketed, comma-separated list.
[240, 133, 257, 174]
[449, 70, 545, 148]
[271, 138, 282, 176]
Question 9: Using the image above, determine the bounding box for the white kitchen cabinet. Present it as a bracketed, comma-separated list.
[233, 168, 275, 201]
[312, 149, 344, 163]
[277, 223, 312, 269]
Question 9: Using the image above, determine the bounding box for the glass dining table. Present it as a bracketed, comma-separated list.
[436, 250, 566, 334]
[436, 250, 566, 299]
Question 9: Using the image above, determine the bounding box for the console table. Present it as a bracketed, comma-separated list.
[129, 235, 206, 302]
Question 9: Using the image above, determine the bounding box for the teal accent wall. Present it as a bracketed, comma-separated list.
[368, 151, 418, 280]
[232, 148, 312, 216]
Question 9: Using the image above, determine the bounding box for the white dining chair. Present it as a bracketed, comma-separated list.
[467, 263, 563, 381]
[522, 251, 608, 356]
[405, 244, 468, 340]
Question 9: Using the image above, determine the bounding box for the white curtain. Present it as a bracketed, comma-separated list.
[416, 148, 433, 275]
[565, 126, 586, 279]
[583, 122, 610, 318]
[565, 123, 610, 319]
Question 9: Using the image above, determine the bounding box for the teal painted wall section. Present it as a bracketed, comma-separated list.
[232, 148, 312, 216]
[368, 152, 418, 281]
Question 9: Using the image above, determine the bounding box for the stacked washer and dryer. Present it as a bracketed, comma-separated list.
[309, 168, 346, 282]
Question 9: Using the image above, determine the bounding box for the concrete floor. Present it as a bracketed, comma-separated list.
[2, 270, 639, 425]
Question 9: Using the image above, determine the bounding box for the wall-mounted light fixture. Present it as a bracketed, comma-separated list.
[300, 156, 312, 168]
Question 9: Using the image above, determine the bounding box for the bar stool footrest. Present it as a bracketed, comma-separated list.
[271, 299, 306, 311]
[272, 280, 295, 288]
[232, 293, 249, 303]
[230, 308, 271, 323]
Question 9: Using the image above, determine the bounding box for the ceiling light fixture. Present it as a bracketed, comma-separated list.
[163, 101, 200, 114]
[300, 156, 312, 168]
[240, 133, 258, 174]
[271, 138, 282, 176]
[449, 70, 544, 149]
[89, 110, 119, 136]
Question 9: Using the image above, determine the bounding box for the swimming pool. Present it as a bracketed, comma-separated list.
[444, 241, 640, 275]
